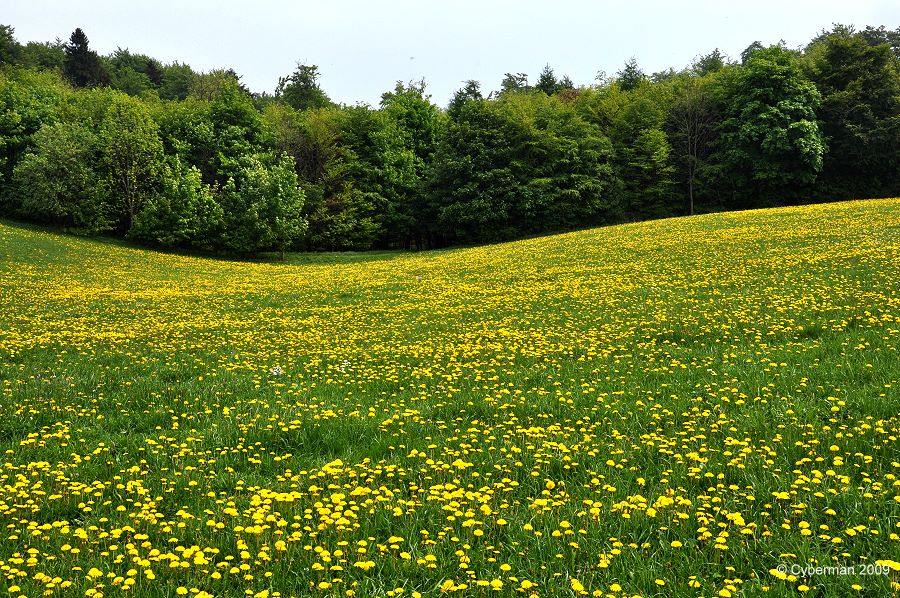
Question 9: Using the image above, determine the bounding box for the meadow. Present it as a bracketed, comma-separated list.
[0, 199, 899, 598]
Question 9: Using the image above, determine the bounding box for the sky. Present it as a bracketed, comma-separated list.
[3, 0, 900, 107]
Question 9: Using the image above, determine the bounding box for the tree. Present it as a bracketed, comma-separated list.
[129, 157, 222, 248]
[429, 99, 523, 243]
[208, 83, 269, 183]
[432, 92, 621, 244]
[670, 77, 717, 214]
[578, 82, 676, 219]
[159, 62, 194, 100]
[273, 106, 358, 250]
[21, 40, 65, 71]
[0, 25, 22, 68]
[447, 80, 482, 118]
[104, 48, 157, 96]
[627, 127, 676, 217]
[154, 97, 216, 184]
[651, 68, 679, 83]
[380, 81, 440, 163]
[63, 28, 109, 87]
[220, 154, 307, 258]
[740, 41, 765, 64]
[536, 64, 561, 95]
[500, 72, 529, 94]
[379, 81, 443, 246]
[276, 64, 331, 111]
[189, 68, 248, 101]
[807, 27, 900, 198]
[692, 49, 728, 76]
[617, 58, 645, 91]
[0, 69, 67, 205]
[99, 94, 165, 232]
[270, 103, 414, 251]
[860, 25, 900, 58]
[506, 92, 620, 230]
[12, 121, 108, 231]
[717, 45, 825, 207]
[145, 59, 163, 87]
[615, 91, 677, 218]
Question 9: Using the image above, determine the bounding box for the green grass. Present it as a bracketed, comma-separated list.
[0, 199, 899, 598]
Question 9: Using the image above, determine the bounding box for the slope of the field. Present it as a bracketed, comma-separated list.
[1, 199, 899, 598]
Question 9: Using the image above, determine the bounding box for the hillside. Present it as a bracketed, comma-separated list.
[1, 199, 899, 597]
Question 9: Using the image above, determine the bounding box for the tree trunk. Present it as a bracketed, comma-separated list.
[689, 176, 694, 216]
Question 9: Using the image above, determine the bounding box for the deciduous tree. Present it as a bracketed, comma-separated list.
[99, 93, 164, 232]
[276, 64, 331, 111]
[220, 154, 307, 258]
[13, 121, 107, 230]
[717, 45, 825, 207]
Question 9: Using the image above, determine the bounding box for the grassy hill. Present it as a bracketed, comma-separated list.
[1, 199, 899, 597]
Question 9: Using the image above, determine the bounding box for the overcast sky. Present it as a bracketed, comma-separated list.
[4, 0, 899, 107]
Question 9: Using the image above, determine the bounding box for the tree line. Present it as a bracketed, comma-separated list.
[1, 24, 898, 254]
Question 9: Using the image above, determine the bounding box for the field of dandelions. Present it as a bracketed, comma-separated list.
[1, 199, 899, 598]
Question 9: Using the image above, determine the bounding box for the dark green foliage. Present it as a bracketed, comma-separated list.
[692, 49, 728, 76]
[431, 93, 619, 244]
[380, 81, 440, 163]
[276, 64, 331, 111]
[208, 83, 269, 183]
[281, 106, 406, 251]
[158, 62, 194, 100]
[430, 99, 522, 243]
[379, 82, 442, 248]
[0, 23, 897, 254]
[104, 48, 158, 96]
[669, 76, 717, 215]
[500, 72, 528, 94]
[860, 25, 900, 58]
[263, 89, 433, 251]
[448, 80, 482, 118]
[511, 93, 619, 230]
[307, 106, 390, 251]
[63, 28, 109, 88]
[740, 41, 765, 64]
[716, 45, 825, 207]
[578, 83, 676, 219]
[12, 121, 107, 231]
[807, 27, 900, 199]
[0, 25, 22, 68]
[617, 58, 645, 91]
[536, 64, 561, 95]
[146, 60, 162, 87]
[152, 98, 216, 180]
[21, 41, 65, 71]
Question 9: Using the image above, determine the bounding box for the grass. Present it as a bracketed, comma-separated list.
[0, 198, 899, 598]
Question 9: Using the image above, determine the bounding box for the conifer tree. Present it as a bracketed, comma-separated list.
[63, 28, 108, 87]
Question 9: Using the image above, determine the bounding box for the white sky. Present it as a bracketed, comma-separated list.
[3, 0, 899, 107]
